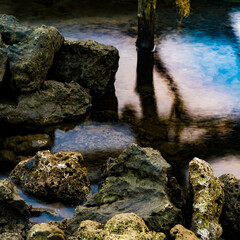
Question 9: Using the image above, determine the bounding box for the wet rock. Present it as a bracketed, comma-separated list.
[67, 144, 182, 235]
[10, 150, 90, 205]
[170, 225, 199, 240]
[0, 80, 91, 125]
[0, 52, 7, 88]
[0, 14, 64, 93]
[189, 157, 224, 240]
[77, 213, 166, 240]
[0, 179, 31, 234]
[48, 39, 119, 96]
[219, 174, 240, 238]
[0, 232, 24, 240]
[27, 223, 67, 240]
[3, 133, 52, 155]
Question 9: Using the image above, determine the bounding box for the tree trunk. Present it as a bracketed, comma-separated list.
[136, 0, 157, 51]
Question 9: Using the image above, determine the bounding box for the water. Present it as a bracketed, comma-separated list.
[1, 0, 240, 223]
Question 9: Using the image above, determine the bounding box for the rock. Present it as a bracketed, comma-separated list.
[189, 157, 224, 240]
[67, 144, 182, 235]
[0, 80, 91, 125]
[0, 232, 24, 240]
[0, 14, 64, 93]
[0, 52, 7, 88]
[27, 223, 67, 240]
[48, 39, 119, 96]
[77, 213, 166, 240]
[219, 174, 240, 238]
[3, 133, 52, 155]
[10, 150, 90, 205]
[0, 179, 31, 234]
[170, 225, 199, 240]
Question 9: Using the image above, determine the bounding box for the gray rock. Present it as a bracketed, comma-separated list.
[67, 144, 182, 235]
[10, 150, 90, 205]
[0, 14, 64, 93]
[189, 157, 224, 240]
[48, 39, 119, 96]
[219, 174, 240, 237]
[0, 80, 91, 125]
[0, 179, 31, 234]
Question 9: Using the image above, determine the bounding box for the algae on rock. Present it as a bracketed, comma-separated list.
[189, 157, 224, 240]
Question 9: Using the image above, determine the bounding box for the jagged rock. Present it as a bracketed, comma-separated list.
[0, 14, 64, 93]
[0, 179, 31, 234]
[0, 80, 91, 125]
[189, 157, 224, 240]
[27, 223, 67, 240]
[219, 174, 240, 238]
[48, 39, 119, 96]
[170, 225, 199, 240]
[0, 232, 24, 240]
[67, 144, 182, 235]
[10, 150, 90, 205]
[77, 213, 166, 240]
[3, 133, 52, 155]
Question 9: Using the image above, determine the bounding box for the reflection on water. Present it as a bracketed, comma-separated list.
[1, 0, 240, 226]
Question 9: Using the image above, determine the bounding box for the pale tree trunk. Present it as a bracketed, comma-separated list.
[136, 0, 157, 51]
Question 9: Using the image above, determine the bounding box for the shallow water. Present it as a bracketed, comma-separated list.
[1, 0, 240, 223]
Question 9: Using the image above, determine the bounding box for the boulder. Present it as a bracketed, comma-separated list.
[0, 80, 91, 125]
[219, 174, 240, 238]
[48, 39, 119, 96]
[170, 225, 199, 240]
[27, 223, 67, 240]
[10, 150, 90, 205]
[0, 232, 24, 240]
[3, 133, 52, 155]
[0, 179, 31, 234]
[77, 213, 166, 240]
[67, 144, 182, 235]
[189, 157, 224, 240]
[0, 14, 64, 93]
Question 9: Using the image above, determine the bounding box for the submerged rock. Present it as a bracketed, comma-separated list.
[67, 144, 182, 235]
[0, 14, 64, 93]
[77, 213, 166, 240]
[0, 232, 24, 240]
[189, 157, 224, 240]
[10, 150, 90, 205]
[0, 179, 31, 235]
[219, 174, 240, 238]
[0, 80, 91, 125]
[27, 223, 67, 240]
[48, 39, 119, 96]
[3, 133, 52, 155]
[170, 225, 199, 240]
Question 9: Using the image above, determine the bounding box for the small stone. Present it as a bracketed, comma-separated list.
[170, 224, 199, 240]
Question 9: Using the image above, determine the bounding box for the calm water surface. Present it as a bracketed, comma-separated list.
[1, 0, 240, 222]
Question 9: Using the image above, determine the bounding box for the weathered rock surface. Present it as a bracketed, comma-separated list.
[67, 144, 182, 235]
[0, 14, 64, 93]
[170, 225, 199, 240]
[10, 150, 90, 205]
[219, 174, 240, 238]
[0, 179, 31, 234]
[0, 232, 24, 240]
[0, 80, 91, 125]
[27, 223, 67, 240]
[189, 157, 224, 240]
[77, 213, 166, 240]
[48, 39, 119, 96]
[3, 133, 52, 155]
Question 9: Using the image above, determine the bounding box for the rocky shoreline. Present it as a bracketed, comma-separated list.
[0, 14, 239, 240]
[0, 143, 239, 239]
